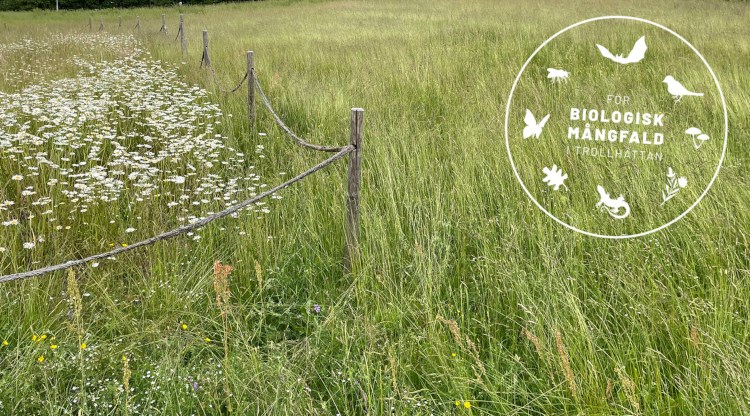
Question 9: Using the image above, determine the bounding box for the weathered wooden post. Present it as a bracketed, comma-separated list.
[88, 16, 92, 31]
[118, 16, 122, 29]
[159, 14, 167, 35]
[99, 18, 104, 31]
[179, 14, 187, 55]
[343, 108, 364, 273]
[200, 30, 211, 68]
[247, 51, 255, 127]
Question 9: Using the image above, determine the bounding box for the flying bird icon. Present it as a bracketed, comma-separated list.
[663, 75, 704, 102]
[523, 109, 550, 139]
[596, 36, 647, 65]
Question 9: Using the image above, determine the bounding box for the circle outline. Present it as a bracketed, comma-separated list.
[504, 15, 729, 239]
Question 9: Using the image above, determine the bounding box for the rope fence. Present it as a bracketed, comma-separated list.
[0, 146, 354, 284]
[0, 14, 365, 282]
[254, 78, 351, 153]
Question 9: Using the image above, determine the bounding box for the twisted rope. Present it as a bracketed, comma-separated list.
[255, 77, 348, 153]
[196, 47, 247, 95]
[224, 71, 248, 94]
[0, 146, 353, 284]
[208, 70, 248, 95]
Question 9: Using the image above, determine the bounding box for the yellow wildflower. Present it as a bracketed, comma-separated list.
[40, 334, 47, 341]
[50, 344, 58, 350]
[181, 323, 188, 330]
[32, 335, 38, 342]
[80, 343, 87, 350]
[2, 340, 8, 346]
[463, 401, 471, 409]
[455, 400, 461, 407]
[37, 355, 45, 363]
[204, 337, 211, 342]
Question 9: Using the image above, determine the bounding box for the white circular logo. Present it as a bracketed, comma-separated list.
[505, 16, 728, 239]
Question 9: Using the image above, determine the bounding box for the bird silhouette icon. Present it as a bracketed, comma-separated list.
[663, 76, 703, 102]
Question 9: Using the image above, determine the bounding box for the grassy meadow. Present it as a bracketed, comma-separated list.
[0, 0, 749, 414]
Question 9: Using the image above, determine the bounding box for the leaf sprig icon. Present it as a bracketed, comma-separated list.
[542, 165, 569, 191]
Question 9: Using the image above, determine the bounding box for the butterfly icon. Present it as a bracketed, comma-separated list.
[523, 109, 550, 139]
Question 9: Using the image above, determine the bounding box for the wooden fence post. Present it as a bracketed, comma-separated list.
[99, 18, 104, 31]
[344, 108, 364, 273]
[118, 16, 122, 29]
[159, 14, 167, 35]
[88, 16, 92, 31]
[201, 30, 211, 68]
[179, 14, 187, 55]
[247, 51, 255, 127]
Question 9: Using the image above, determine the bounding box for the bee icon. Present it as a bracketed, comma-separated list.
[546, 68, 570, 83]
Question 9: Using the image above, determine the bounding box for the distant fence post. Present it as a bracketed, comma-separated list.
[159, 14, 167, 35]
[179, 14, 187, 55]
[99, 18, 104, 31]
[247, 51, 255, 127]
[118, 16, 122, 29]
[201, 30, 211, 68]
[344, 108, 364, 273]
[135, 16, 140, 33]
[88, 16, 92, 31]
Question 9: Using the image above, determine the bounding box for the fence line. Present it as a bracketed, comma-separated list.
[0, 15, 365, 283]
[0, 146, 353, 284]
[190, 32, 342, 153]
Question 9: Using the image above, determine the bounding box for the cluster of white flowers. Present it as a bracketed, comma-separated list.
[0, 33, 141, 87]
[0, 33, 138, 57]
[0, 37, 271, 254]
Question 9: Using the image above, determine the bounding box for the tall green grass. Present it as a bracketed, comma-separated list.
[0, 0, 749, 414]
